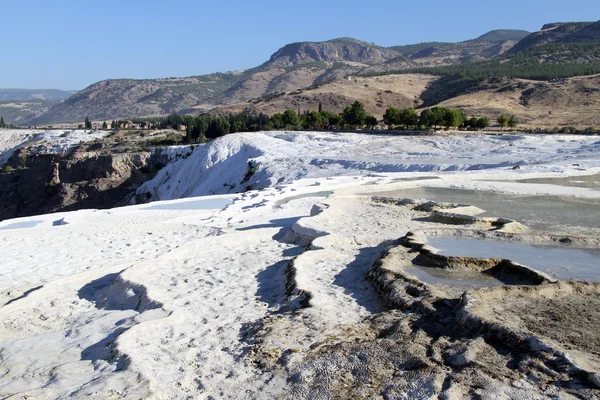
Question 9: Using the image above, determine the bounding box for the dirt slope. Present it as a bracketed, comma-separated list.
[438, 74, 600, 128]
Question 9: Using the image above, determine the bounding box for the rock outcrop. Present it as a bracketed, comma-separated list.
[0, 142, 182, 221]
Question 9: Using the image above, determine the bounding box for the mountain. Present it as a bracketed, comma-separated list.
[0, 89, 75, 102]
[0, 100, 53, 125]
[265, 38, 398, 67]
[25, 39, 406, 125]
[27, 73, 243, 125]
[508, 21, 600, 53]
[474, 29, 531, 42]
[383, 29, 531, 67]
[0, 89, 77, 125]
[18, 23, 600, 126]
[208, 38, 401, 107]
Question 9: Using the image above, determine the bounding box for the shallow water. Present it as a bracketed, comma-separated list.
[370, 186, 600, 231]
[391, 177, 440, 182]
[497, 173, 600, 190]
[427, 237, 600, 282]
[142, 198, 232, 210]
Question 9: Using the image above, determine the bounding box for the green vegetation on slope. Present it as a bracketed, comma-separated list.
[388, 42, 454, 57]
[362, 41, 600, 82]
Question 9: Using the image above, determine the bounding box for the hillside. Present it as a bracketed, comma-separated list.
[508, 21, 600, 54]
[215, 72, 600, 129]
[0, 100, 52, 125]
[436, 74, 600, 129]
[364, 31, 530, 74]
[18, 22, 600, 126]
[474, 29, 531, 42]
[27, 73, 243, 125]
[213, 74, 436, 118]
[0, 89, 75, 102]
[207, 38, 402, 107]
[0, 89, 76, 124]
[22, 31, 526, 125]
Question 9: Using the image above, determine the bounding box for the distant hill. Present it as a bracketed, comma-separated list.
[18, 22, 600, 126]
[508, 21, 600, 53]
[0, 100, 52, 125]
[27, 74, 243, 125]
[0, 89, 75, 103]
[474, 29, 531, 42]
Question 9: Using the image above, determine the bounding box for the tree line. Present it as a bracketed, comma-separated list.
[133, 101, 382, 143]
[133, 101, 515, 143]
[382, 106, 514, 130]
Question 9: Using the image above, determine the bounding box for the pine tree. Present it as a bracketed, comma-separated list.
[84, 116, 92, 129]
[102, 121, 107, 130]
[318, 101, 323, 113]
[342, 101, 367, 128]
[0, 116, 5, 128]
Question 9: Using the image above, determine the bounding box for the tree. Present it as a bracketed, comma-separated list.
[508, 114, 519, 129]
[383, 107, 401, 128]
[443, 108, 465, 129]
[101, 121, 108, 130]
[84, 116, 92, 129]
[342, 100, 367, 128]
[269, 113, 284, 129]
[467, 117, 479, 130]
[195, 118, 208, 140]
[430, 107, 447, 128]
[497, 114, 509, 129]
[318, 101, 323, 113]
[0, 116, 5, 128]
[419, 107, 446, 128]
[305, 111, 324, 130]
[399, 107, 419, 128]
[365, 115, 378, 129]
[205, 117, 230, 139]
[282, 109, 300, 128]
[186, 123, 193, 143]
[320, 111, 342, 129]
[476, 117, 490, 130]
[231, 121, 245, 133]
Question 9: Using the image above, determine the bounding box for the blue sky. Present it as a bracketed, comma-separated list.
[1, 0, 598, 90]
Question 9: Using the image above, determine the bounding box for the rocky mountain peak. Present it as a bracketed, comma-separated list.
[266, 38, 398, 67]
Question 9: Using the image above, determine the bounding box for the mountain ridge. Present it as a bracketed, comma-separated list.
[0, 89, 76, 103]
[13, 22, 600, 126]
